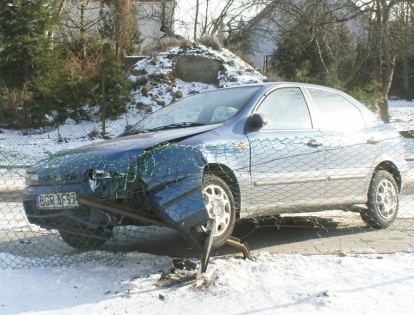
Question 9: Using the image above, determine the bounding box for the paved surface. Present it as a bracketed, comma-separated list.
[118, 215, 414, 257]
[232, 217, 414, 256]
[2, 215, 413, 263]
[1, 170, 414, 264]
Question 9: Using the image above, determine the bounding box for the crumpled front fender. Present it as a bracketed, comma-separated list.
[138, 144, 210, 245]
[150, 173, 209, 245]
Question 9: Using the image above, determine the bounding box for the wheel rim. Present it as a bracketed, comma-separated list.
[375, 178, 398, 220]
[202, 183, 231, 237]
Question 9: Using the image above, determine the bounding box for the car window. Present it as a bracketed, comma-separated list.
[210, 106, 239, 123]
[307, 88, 365, 131]
[127, 86, 261, 133]
[256, 87, 312, 130]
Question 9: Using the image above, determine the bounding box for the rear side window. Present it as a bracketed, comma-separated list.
[308, 88, 365, 130]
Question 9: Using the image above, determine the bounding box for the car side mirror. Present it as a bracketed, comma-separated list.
[245, 113, 269, 133]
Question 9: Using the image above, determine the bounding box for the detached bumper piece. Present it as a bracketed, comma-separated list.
[77, 194, 165, 227]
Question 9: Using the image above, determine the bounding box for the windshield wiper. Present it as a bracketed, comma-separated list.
[159, 122, 206, 129]
[124, 122, 205, 135]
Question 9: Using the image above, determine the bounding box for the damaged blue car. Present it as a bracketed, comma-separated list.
[22, 83, 408, 250]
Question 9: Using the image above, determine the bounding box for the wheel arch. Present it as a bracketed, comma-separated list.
[204, 163, 241, 219]
[373, 161, 402, 192]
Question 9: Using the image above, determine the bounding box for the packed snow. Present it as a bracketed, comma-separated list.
[1, 44, 414, 314]
[1, 250, 414, 315]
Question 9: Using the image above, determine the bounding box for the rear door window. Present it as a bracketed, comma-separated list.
[307, 88, 365, 131]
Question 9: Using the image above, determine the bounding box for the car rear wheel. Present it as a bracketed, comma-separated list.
[202, 174, 236, 248]
[361, 170, 399, 228]
[59, 230, 108, 250]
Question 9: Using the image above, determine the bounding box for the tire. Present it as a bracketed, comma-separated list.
[59, 230, 108, 250]
[361, 170, 399, 229]
[202, 174, 236, 248]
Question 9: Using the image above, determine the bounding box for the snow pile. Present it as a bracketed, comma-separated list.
[128, 43, 265, 111]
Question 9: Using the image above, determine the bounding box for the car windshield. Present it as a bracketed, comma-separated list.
[126, 86, 261, 134]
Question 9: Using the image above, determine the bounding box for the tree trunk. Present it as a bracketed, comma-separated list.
[402, 55, 410, 100]
[80, 1, 88, 62]
[110, 0, 132, 61]
[379, 55, 396, 123]
[194, 0, 199, 41]
[56, 0, 67, 16]
[101, 75, 106, 135]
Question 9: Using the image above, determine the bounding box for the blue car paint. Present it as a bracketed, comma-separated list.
[136, 143, 210, 237]
[22, 125, 222, 244]
[22, 82, 409, 248]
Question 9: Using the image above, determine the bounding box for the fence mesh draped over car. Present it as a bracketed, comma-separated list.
[1, 133, 414, 269]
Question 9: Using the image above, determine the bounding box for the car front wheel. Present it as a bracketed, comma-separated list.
[202, 174, 236, 248]
[361, 170, 399, 228]
[59, 230, 108, 250]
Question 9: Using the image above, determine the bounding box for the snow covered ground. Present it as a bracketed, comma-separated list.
[1, 250, 414, 315]
[1, 46, 414, 314]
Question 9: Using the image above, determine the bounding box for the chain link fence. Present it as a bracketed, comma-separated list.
[1, 118, 414, 269]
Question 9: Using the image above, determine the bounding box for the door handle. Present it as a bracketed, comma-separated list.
[307, 139, 323, 148]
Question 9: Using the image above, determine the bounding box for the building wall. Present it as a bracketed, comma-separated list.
[63, 1, 175, 53]
[135, 1, 175, 50]
[237, 0, 367, 74]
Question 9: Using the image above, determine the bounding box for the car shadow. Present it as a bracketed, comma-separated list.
[1, 215, 412, 268]
[212, 215, 375, 257]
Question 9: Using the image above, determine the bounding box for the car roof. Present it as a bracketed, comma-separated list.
[259, 82, 343, 92]
[238, 82, 363, 103]
[222, 82, 349, 94]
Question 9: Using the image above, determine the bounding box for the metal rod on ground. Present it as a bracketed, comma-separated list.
[226, 236, 252, 260]
[198, 219, 252, 276]
[78, 194, 253, 273]
[77, 194, 165, 226]
[198, 218, 216, 277]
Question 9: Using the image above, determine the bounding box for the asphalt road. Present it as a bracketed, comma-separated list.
[1, 171, 414, 266]
[1, 214, 413, 267]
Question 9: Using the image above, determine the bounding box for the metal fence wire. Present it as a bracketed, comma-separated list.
[1, 129, 414, 269]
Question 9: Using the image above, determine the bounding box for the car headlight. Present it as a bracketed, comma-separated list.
[25, 172, 39, 186]
[88, 169, 126, 192]
[90, 169, 112, 180]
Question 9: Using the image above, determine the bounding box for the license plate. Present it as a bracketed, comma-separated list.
[37, 192, 79, 209]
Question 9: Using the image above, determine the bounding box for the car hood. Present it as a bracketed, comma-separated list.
[75, 124, 220, 157]
[29, 124, 219, 183]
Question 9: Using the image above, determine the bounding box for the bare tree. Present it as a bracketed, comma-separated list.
[230, 0, 413, 120]
[235, 1, 368, 78]
[395, 1, 414, 100]
[194, 0, 200, 41]
[106, 0, 140, 59]
[359, 0, 414, 122]
[175, 0, 272, 42]
[133, 0, 176, 52]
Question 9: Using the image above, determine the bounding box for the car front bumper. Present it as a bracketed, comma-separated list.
[22, 173, 210, 246]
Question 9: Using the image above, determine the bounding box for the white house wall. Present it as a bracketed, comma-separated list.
[244, 19, 280, 72]
[136, 2, 173, 50]
[62, 1, 175, 53]
[241, 0, 367, 73]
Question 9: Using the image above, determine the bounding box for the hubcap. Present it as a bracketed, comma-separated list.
[376, 179, 398, 220]
[202, 184, 231, 237]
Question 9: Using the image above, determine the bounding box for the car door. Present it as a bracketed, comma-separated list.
[305, 87, 382, 204]
[246, 87, 326, 215]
